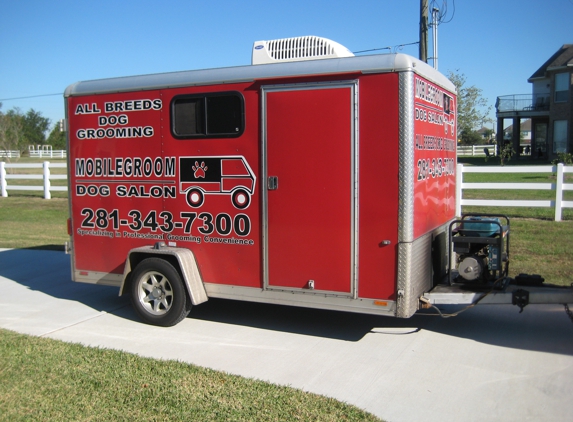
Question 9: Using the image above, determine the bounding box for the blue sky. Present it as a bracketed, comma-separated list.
[1, 0, 572, 132]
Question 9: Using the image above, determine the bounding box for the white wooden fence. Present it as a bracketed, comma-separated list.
[0, 150, 21, 158]
[457, 144, 497, 156]
[28, 145, 67, 158]
[0, 161, 67, 199]
[457, 144, 534, 157]
[0, 149, 67, 158]
[29, 150, 67, 158]
[456, 163, 573, 221]
[2, 161, 573, 221]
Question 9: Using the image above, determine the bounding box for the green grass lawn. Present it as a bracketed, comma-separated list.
[0, 329, 380, 422]
[0, 197, 69, 249]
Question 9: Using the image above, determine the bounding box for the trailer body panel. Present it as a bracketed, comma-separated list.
[66, 50, 462, 322]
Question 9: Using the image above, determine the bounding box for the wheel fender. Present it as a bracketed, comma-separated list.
[119, 245, 208, 306]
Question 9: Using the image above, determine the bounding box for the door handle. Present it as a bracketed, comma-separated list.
[268, 176, 278, 190]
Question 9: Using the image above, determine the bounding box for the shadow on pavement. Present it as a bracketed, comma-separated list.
[190, 297, 573, 355]
[0, 248, 130, 315]
[1, 248, 572, 354]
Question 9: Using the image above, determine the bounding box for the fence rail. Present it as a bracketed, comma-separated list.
[2, 161, 573, 221]
[28, 145, 67, 158]
[456, 163, 573, 221]
[0, 150, 66, 158]
[457, 145, 497, 156]
[29, 150, 67, 158]
[457, 144, 535, 157]
[1, 161, 67, 199]
[0, 150, 21, 158]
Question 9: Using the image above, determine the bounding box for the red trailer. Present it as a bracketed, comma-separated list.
[65, 36, 571, 326]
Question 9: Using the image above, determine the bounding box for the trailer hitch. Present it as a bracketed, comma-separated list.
[512, 289, 529, 313]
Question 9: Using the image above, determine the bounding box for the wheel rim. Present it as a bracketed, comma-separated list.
[136, 271, 174, 315]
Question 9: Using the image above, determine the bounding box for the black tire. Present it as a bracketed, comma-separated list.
[186, 188, 204, 207]
[231, 188, 250, 209]
[129, 258, 190, 326]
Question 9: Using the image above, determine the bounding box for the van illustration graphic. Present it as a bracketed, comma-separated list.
[179, 156, 256, 209]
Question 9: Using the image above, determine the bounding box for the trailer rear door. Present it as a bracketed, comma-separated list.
[262, 82, 357, 295]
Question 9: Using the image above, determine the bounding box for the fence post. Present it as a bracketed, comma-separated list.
[456, 163, 463, 217]
[1, 161, 7, 197]
[555, 163, 563, 221]
[43, 161, 51, 199]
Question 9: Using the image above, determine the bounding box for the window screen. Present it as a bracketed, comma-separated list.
[172, 92, 244, 138]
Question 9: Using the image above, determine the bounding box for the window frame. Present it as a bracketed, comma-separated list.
[554, 73, 569, 103]
[170, 91, 245, 139]
[553, 120, 568, 153]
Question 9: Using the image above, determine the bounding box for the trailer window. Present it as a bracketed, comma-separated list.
[171, 92, 244, 138]
[174, 99, 205, 135]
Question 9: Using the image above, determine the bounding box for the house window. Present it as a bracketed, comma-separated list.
[171, 92, 244, 138]
[553, 120, 568, 153]
[555, 73, 569, 103]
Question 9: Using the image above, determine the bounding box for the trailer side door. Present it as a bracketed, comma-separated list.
[262, 82, 357, 295]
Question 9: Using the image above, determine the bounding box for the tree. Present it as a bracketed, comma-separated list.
[0, 105, 53, 155]
[447, 70, 492, 145]
[0, 104, 25, 156]
[22, 109, 50, 147]
[46, 121, 66, 150]
[459, 130, 483, 145]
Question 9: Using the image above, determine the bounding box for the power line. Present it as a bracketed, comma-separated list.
[354, 41, 420, 55]
[393, 41, 421, 53]
[430, 0, 456, 25]
[0, 93, 61, 102]
[353, 46, 392, 54]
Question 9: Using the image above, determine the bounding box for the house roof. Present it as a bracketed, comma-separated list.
[476, 126, 494, 135]
[528, 44, 573, 81]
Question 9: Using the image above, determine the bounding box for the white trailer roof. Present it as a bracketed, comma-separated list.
[64, 53, 455, 97]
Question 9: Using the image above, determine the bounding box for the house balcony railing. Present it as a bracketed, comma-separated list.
[496, 94, 550, 114]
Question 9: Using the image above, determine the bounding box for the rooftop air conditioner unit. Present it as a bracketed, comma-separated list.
[252, 36, 354, 65]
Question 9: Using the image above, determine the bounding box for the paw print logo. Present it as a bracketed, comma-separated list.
[192, 161, 208, 178]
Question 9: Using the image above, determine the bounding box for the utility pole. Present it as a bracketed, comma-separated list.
[419, 0, 428, 63]
[432, 7, 439, 69]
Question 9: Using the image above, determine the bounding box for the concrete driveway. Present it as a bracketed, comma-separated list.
[1, 248, 572, 422]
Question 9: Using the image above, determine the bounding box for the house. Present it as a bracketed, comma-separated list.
[503, 119, 532, 141]
[476, 126, 495, 142]
[495, 44, 573, 158]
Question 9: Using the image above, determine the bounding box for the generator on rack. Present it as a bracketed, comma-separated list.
[449, 214, 510, 285]
[423, 212, 572, 315]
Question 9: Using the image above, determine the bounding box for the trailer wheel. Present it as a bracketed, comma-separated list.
[232, 188, 250, 209]
[130, 258, 190, 326]
[186, 188, 204, 207]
